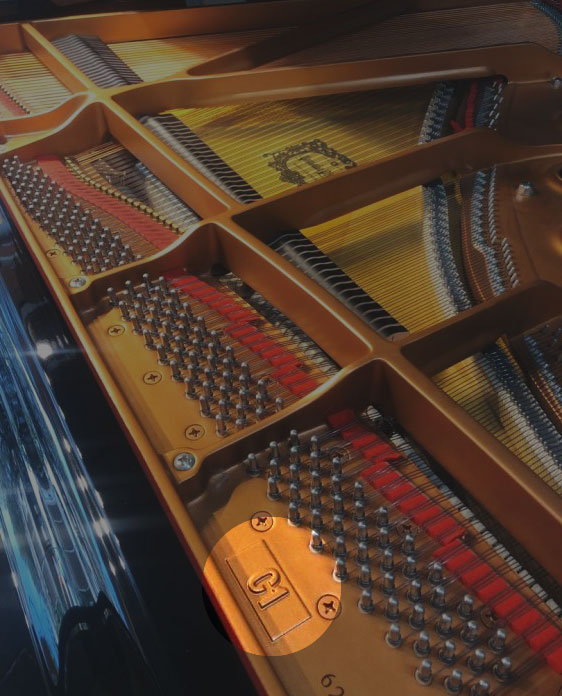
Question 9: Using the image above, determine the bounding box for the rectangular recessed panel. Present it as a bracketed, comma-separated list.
[108, 28, 287, 82]
[226, 539, 310, 642]
[433, 340, 562, 495]
[141, 85, 436, 202]
[0, 52, 70, 117]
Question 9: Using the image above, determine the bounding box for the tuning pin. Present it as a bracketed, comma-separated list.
[330, 473, 342, 497]
[359, 563, 372, 588]
[381, 548, 394, 573]
[199, 394, 211, 418]
[309, 529, 323, 553]
[437, 613, 453, 637]
[257, 378, 269, 401]
[184, 376, 197, 400]
[255, 405, 266, 421]
[289, 483, 301, 505]
[470, 679, 490, 696]
[331, 456, 342, 476]
[458, 594, 474, 620]
[332, 514, 344, 536]
[356, 521, 368, 544]
[289, 463, 300, 485]
[444, 669, 463, 694]
[385, 595, 400, 621]
[439, 640, 456, 664]
[334, 535, 347, 559]
[143, 328, 156, 350]
[269, 441, 280, 460]
[403, 556, 417, 578]
[354, 499, 366, 522]
[489, 628, 507, 654]
[118, 300, 131, 322]
[247, 453, 260, 477]
[240, 362, 251, 381]
[333, 557, 348, 583]
[428, 561, 444, 585]
[288, 501, 301, 526]
[431, 585, 446, 610]
[332, 493, 344, 516]
[401, 533, 415, 555]
[267, 476, 281, 501]
[170, 359, 182, 382]
[310, 485, 322, 510]
[309, 450, 321, 473]
[385, 623, 402, 648]
[203, 380, 214, 403]
[311, 507, 323, 531]
[353, 480, 365, 502]
[359, 588, 374, 614]
[289, 429, 300, 449]
[409, 604, 425, 630]
[415, 658, 432, 685]
[310, 470, 322, 491]
[107, 287, 118, 306]
[309, 435, 320, 455]
[275, 396, 284, 412]
[356, 541, 369, 565]
[376, 506, 389, 528]
[289, 445, 301, 467]
[461, 620, 479, 645]
[413, 631, 431, 658]
[407, 578, 422, 603]
[382, 572, 395, 596]
[378, 526, 390, 548]
[493, 656, 512, 682]
[468, 648, 486, 674]
[215, 414, 227, 438]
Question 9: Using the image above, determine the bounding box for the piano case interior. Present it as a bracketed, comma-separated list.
[1, 1, 562, 694]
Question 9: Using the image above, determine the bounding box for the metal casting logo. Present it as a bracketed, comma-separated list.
[264, 139, 357, 186]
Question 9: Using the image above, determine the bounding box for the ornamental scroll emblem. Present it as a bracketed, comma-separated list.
[264, 139, 357, 186]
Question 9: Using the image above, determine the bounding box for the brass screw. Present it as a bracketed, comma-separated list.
[107, 325, 125, 337]
[250, 512, 273, 532]
[46, 248, 60, 258]
[185, 424, 205, 441]
[143, 371, 162, 385]
[317, 594, 341, 621]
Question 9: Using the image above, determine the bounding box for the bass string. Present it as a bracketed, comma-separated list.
[434, 347, 562, 494]
[267, 2, 559, 67]
[161, 86, 435, 198]
[0, 53, 70, 114]
[108, 27, 285, 82]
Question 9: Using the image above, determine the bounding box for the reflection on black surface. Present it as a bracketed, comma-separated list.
[0, 201, 256, 695]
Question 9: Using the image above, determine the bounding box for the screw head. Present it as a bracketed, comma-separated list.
[46, 248, 60, 258]
[173, 452, 196, 471]
[185, 424, 205, 441]
[143, 371, 162, 384]
[69, 276, 87, 289]
[517, 181, 535, 197]
[107, 325, 125, 336]
[317, 594, 341, 620]
[250, 511, 273, 532]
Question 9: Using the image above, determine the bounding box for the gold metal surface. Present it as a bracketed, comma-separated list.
[0, 3, 561, 694]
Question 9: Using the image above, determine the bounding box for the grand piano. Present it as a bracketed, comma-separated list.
[0, 2, 561, 694]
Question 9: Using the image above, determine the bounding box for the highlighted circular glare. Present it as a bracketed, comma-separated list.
[203, 516, 342, 657]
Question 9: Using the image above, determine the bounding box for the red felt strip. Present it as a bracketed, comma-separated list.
[327, 410, 355, 428]
[37, 157, 177, 249]
[0, 88, 26, 117]
[289, 379, 318, 396]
